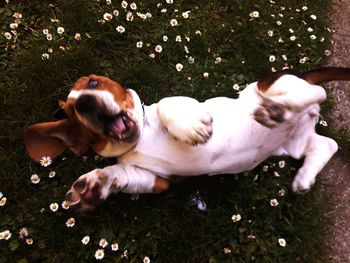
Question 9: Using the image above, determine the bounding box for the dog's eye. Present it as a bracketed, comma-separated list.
[88, 80, 98, 89]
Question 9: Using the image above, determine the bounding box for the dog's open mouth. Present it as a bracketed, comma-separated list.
[100, 111, 138, 140]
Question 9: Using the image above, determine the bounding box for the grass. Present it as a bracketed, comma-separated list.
[0, 0, 345, 262]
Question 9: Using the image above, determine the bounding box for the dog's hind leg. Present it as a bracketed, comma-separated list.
[291, 134, 338, 193]
[254, 73, 327, 127]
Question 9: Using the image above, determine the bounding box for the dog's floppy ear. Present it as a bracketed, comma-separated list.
[24, 118, 92, 163]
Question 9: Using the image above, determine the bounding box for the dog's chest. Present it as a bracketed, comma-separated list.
[118, 95, 295, 177]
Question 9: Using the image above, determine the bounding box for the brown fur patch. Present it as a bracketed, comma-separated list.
[84, 74, 134, 111]
[152, 176, 170, 193]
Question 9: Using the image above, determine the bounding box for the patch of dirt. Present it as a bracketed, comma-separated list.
[321, 0, 350, 262]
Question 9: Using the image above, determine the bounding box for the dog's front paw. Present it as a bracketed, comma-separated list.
[65, 169, 115, 211]
[254, 98, 288, 128]
[167, 111, 213, 145]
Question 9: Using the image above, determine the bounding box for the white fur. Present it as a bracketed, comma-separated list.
[68, 89, 121, 113]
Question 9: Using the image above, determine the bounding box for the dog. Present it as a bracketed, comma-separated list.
[24, 67, 350, 211]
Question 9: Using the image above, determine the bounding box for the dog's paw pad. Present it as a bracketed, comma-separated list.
[65, 171, 107, 211]
[254, 98, 287, 128]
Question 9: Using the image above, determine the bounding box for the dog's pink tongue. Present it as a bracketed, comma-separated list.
[111, 117, 126, 137]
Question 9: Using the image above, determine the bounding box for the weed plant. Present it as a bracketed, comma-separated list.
[0, 0, 342, 262]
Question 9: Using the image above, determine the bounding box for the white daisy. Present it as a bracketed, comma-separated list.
[121, 1, 128, 9]
[176, 63, 183, 71]
[143, 256, 151, 263]
[57, 27, 65, 35]
[215, 57, 222, 64]
[19, 227, 29, 239]
[26, 238, 33, 245]
[269, 55, 276, 62]
[267, 30, 274, 37]
[4, 32, 12, 40]
[48, 171, 56, 178]
[61, 200, 70, 210]
[126, 12, 134, 21]
[188, 56, 194, 64]
[116, 25, 125, 33]
[170, 18, 178, 26]
[2, 230, 12, 240]
[130, 2, 137, 10]
[99, 238, 108, 248]
[278, 189, 286, 196]
[95, 249, 105, 260]
[113, 10, 120, 17]
[111, 243, 119, 251]
[278, 160, 285, 168]
[324, 50, 331, 56]
[81, 235, 90, 245]
[231, 214, 241, 222]
[137, 12, 147, 20]
[166, 0, 173, 3]
[136, 41, 143, 48]
[310, 15, 317, 20]
[310, 35, 316, 40]
[66, 217, 75, 227]
[249, 11, 260, 18]
[182, 11, 190, 18]
[46, 33, 53, 41]
[163, 35, 168, 42]
[270, 198, 279, 207]
[155, 45, 163, 53]
[278, 238, 286, 247]
[232, 84, 240, 91]
[0, 197, 7, 206]
[40, 156, 52, 167]
[50, 203, 59, 212]
[106, 0, 112, 4]
[149, 53, 155, 58]
[175, 35, 182, 42]
[13, 12, 22, 19]
[223, 247, 232, 254]
[319, 120, 328, 126]
[30, 174, 40, 184]
[10, 23, 18, 30]
[203, 72, 209, 79]
[103, 13, 113, 21]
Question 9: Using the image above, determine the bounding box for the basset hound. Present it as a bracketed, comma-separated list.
[24, 67, 350, 211]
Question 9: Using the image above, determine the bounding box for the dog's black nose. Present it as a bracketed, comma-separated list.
[75, 94, 97, 114]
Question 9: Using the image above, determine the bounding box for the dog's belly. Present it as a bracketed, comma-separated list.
[119, 95, 298, 178]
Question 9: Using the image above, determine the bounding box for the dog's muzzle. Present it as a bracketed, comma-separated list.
[75, 94, 139, 141]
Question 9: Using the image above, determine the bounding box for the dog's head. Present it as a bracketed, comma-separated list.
[24, 75, 144, 162]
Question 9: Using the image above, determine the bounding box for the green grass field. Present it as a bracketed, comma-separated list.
[0, 0, 342, 262]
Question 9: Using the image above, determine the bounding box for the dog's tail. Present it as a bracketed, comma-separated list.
[302, 67, 350, 85]
[257, 67, 350, 92]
